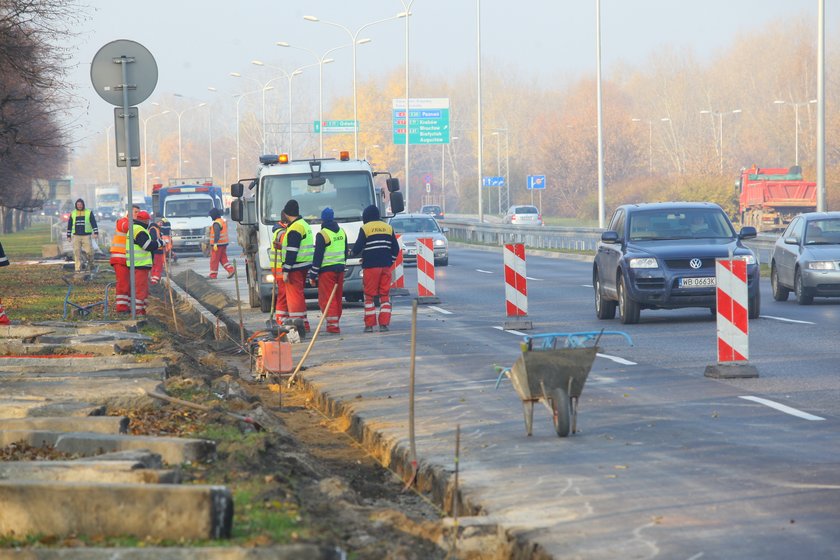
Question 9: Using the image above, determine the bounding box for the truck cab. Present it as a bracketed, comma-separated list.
[230, 152, 404, 312]
[153, 184, 223, 253]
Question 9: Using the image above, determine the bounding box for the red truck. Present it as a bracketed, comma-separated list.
[738, 165, 817, 232]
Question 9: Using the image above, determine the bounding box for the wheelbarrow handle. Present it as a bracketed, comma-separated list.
[493, 365, 511, 390]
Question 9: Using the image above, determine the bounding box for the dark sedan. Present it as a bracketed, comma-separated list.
[770, 211, 840, 304]
[593, 202, 760, 324]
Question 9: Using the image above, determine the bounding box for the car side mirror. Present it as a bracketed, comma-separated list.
[601, 231, 619, 243]
[231, 183, 244, 198]
[784, 236, 800, 245]
[738, 226, 757, 240]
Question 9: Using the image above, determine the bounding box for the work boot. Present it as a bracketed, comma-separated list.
[208, 274, 217, 279]
[227, 269, 236, 278]
[364, 326, 374, 333]
[326, 326, 341, 334]
[379, 325, 389, 332]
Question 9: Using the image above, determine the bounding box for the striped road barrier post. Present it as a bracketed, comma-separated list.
[391, 234, 409, 296]
[416, 237, 440, 304]
[503, 243, 533, 330]
[705, 258, 758, 378]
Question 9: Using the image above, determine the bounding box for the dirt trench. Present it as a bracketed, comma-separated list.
[143, 284, 529, 559]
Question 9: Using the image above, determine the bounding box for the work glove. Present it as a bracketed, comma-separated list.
[307, 270, 318, 287]
[212, 244, 218, 252]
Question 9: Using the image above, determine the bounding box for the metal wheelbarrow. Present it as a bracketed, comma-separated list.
[495, 330, 633, 437]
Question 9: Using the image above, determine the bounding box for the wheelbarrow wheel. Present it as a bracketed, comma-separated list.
[551, 387, 572, 437]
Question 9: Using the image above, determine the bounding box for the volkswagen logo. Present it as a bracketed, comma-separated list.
[689, 258, 703, 269]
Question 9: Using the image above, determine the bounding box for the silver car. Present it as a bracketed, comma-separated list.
[504, 205, 542, 226]
[770, 211, 840, 304]
[388, 213, 449, 267]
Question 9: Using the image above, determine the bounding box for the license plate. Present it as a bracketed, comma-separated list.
[680, 277, 715, 288]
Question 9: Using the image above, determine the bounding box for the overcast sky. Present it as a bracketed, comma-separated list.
[68, 0, 819, 149]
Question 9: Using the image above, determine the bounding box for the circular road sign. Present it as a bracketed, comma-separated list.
[90, 40, 158, 107]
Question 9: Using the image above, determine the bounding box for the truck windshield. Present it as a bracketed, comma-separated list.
[98, 194, 121, 203]
[261, 171, 374, 224]
[165, 198, 213, 218]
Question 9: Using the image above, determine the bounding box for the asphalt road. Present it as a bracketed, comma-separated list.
[174, 242, 840, 559]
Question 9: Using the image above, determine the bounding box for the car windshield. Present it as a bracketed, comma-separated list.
[261, 171, 374, 225]
[805, 218, 840, 245]
[628, 209, 734, 241]
[165, 198, 213, 218]
[422, 206, 441, 213]
[391, 217, 440, 234]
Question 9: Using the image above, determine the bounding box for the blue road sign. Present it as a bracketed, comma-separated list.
[482, 176, 505, 187]
[527, 175, 546, 190]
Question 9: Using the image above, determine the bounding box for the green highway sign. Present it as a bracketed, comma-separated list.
[392, 98, 450, 145]
[313, 120, 357, 133]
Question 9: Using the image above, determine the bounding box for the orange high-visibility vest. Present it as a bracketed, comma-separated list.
[213, 218, 229, 245]
[110, 218, 129, 264]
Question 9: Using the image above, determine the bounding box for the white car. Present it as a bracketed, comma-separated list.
[388, 213, 449, 267]
[504, 205, 542, 226]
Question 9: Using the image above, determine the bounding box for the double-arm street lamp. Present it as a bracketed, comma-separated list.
[304, 12, 406, 158]
[699, 108, 742, 174]
[174, 100, 207, 178]
[142, 108, 170, 191]
[773, 99, 817, 166]
[276, 42, 351, 158]
[230, 72, 274, 154]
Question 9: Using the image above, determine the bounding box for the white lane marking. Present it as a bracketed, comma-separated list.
[429, 306, 452, 315]
[492, 326, 527, 336]
[739, 396, 825, 421]
[760, 315, 816, 325]
[596, 353, 637, 366]
[582, 284, 593, 288]
[525, 276, 543, 281]
[476, 269, 494, 274]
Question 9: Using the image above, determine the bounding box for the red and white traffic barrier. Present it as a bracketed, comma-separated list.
[391, 234, 405, 290]
[417, 237, 436, 298]
[715, 258, 749, 362]
[503, 244, 532, 329]
[705, 258, 757, 378]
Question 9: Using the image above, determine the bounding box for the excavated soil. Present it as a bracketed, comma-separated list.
[138, 290, 512, 559]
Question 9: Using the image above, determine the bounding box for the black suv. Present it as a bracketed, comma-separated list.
[593, 202, 760, 324]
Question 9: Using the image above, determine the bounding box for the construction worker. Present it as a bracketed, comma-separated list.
[208, 207, 235, 279]
[269, 219, 289, 325]
[126, 210, 159, 316]
[352, 205, 399, 332]
[148, 217, 164, 285]
[308, 207, 346, 334]
[66, 198, 98, 273]
[110, 216, 130, 313]
[0, 240, 10, 324]
[280, 199, 313, 332]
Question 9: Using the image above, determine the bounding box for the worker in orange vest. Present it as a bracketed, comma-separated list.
[208, 208, 235, 279]
[110, 216, 130, 313]
[126, 211, 159, 316]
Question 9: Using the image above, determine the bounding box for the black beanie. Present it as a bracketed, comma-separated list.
[283, 199, 300, 216]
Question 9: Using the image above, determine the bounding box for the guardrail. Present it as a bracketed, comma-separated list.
[442, 219, 778, 263]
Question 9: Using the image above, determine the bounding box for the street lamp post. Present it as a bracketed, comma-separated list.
[699, 108, 742, 174]
[233, 88, 262, 179]
[631, 118, 653, 174]
[304, 12, 405, 158]
[445, 136, 459, 214]
[492, 131, 502, 214]
[773, 99, 817, 166]
[252, 61, 313, 158]
[231, 72, 274, 154]
[398, 1, 414, 212]
[142, 109, 171, 192]
[276, 42, 350, 158]
[175, 102, 207, 178]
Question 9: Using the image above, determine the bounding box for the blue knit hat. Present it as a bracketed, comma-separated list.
[321, 207, 334, 222]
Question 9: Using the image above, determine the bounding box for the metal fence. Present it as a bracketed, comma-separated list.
[442, 219, 778, 263]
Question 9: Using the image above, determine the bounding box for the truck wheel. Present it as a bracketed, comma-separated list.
[260, 295, 273, 313]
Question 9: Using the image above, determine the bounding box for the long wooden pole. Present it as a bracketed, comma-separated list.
[164, 250, 179, 334]
[404, 298, 419, 490]
[232, 259, 245, 349]
[286, 283, 338, 388]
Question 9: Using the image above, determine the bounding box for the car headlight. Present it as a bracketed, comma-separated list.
[629, 257, 658, 269]
[807, 261, 835, 270]
[262, 273, 275, 283]
[736, 254, 757, 265]
[434, 239, 446, 247]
